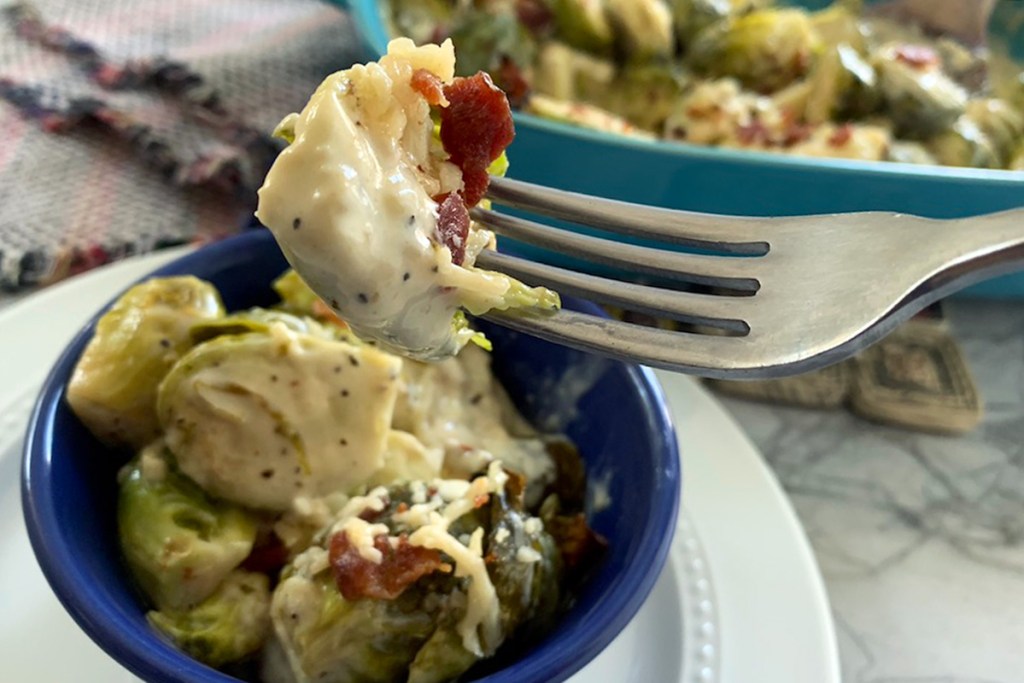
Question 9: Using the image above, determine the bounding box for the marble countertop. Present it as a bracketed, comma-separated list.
[716, 298, 1024, 683]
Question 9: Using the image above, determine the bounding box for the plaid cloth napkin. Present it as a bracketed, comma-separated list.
[0, 0, 357, 291]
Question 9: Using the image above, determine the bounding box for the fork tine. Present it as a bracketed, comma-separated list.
[486, 176, 770, 256]
[482, 308, 761, 378]
[472, 208, 761, 292]
[475, 250, 751, 333]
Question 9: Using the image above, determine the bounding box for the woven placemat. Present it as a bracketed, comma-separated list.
[0, 0, 357, 290]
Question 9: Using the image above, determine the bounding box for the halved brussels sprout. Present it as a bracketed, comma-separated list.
[594, 61, 690, 131]
[189, 308, 344, 345]
[157, 330, 402, 511]
[927, 117, 1000, 169]
[671, 0, 770, 43]
[271, 572, 440, 683]
[533, 41, 615, 103]
[809, 2, 866, 54]
[688, 8, 819, 93]
[118, 445, 257, 611]
[606, 0, 675, 60]
[272, 269, 322, 316]
[449, 5, 536, 78]
[963, 98, 1024, 166]
[874, 43, 967, 138]
[549, 0, 615, 54]
[802, 44, 880, 124]
[147, 570, 271, 668]
[67, 276, 224, 449]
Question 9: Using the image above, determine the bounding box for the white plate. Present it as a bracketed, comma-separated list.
[0, 250, 840, 683]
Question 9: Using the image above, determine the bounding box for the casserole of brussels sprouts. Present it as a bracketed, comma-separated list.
[388, 0, 1024, 170]
[65, 271, 604, 683]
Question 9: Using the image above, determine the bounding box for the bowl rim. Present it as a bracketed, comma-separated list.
[21, 230, 681, 683]
[339, 0, 1024, 187]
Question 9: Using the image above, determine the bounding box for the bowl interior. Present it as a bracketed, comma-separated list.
[23, 230, 680, 683]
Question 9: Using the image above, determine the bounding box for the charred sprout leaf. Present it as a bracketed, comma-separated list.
[271, 572, 439, 683]
[67, 276, 224, 449]
[147, 570, 271, 668]
[606, 0, 675, 60]
[688, 8, 819, 93]
[157, 332, 401, 511]
[548, 0, 615, 54]
[118, 447, 257, 611]
[874, 43, 968, 138]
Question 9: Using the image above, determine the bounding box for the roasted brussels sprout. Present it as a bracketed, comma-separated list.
[802, 44, 880, 124]
[874, 43, 968, 138]
[606, 0, 675, 60]
[963, 98, 1024, 166]
[449, 5, 536, 78]
[147, 570, 272, 668]
[688, 8, 819, 93]
[548, 0, 615, 54]
[67, 276, 224, 449]
[157, 329, 402, 511]
[595, 61, 690, 131]
[672, 0, 770, 43]
[118, 445, 257, 611]
[927, 117, 1001, 169]
[272, 269, 321, 316]
[189, 308, 344, 345]
[532, 41, 615, 103]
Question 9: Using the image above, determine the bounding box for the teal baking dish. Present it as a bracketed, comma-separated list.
[329, 0, 1024, 298]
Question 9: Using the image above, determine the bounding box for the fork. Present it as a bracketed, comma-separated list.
[472, 176, 1024, 380]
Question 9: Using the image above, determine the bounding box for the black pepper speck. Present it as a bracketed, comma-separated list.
[159, 338, 171, 348]
[357, 292, 369, 304]
[340, 389, 350, 397]
[349, 355, 359, 367]
[293, 217, 302, 230]
[402, 272, 410, 282]
[261, 469, 275, 479]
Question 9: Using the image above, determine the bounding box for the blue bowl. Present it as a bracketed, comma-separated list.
[332, 0, 1024, 298]
[22, 230, 681, 683]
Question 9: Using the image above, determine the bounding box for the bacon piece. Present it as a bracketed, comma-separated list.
[828, 123, 853, 148]
[435, 191, 470, 265]
[411, 68, 447, 106]
[440, 72, 515, 207]
[330, 532, 446, 601]
[893, 45, 940, 69]
[495, 56, 531, 109]
[241, 534, 290, 576]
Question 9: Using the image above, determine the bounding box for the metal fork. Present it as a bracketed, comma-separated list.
[473, 176, 1024, 380]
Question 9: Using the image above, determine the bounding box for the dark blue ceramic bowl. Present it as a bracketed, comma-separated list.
[22, 230, 680, 683]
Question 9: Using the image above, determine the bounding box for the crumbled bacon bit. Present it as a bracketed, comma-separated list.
[495, 56, 531, 109]
[736, 118, 770, 146]
[358, 500, 388, 522]
[473, 494, 490, 508]
[781, 122, 813, 147]
[516, 0, 553, 33]
[434, 192, 470, 265]
[828, 123, 853, 148]
[440, 72, 515, 207]
[893, 45, 940, 69]
[330, 532, 445, 600]
[241, 534, 290, 576]
[411, 69, 447, 106]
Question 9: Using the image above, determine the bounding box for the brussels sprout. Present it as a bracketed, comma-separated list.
[592, 61, 689, 131]
[671, 0, 770, 44]
[1010, 145, 1024, 171]
[407, 626, 479, 683]
[963, 99, 1024, 166]
[67, 276, 224, 449]
[449, 6, 536, 78]
[532, 41, 615, 103]
[927, 117, 1001, 169]
[272, 269, 321, 316]
[147, 570, 271, 668]
[118, 446, 257, 611]
[688, 8, 819, 93]
[189, 308, 343, 345]
[874, 43, 967, 138]
[157, 331, 402, 511]
[548, 0, 615, 54]
[606, 0, 675, 60]
[388, 0, 454, 45]
[271, 572, 440, 683]
[809, 2, 866, 54]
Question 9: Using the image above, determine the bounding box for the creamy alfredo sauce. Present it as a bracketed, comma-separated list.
[256, 39, 511, 361]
